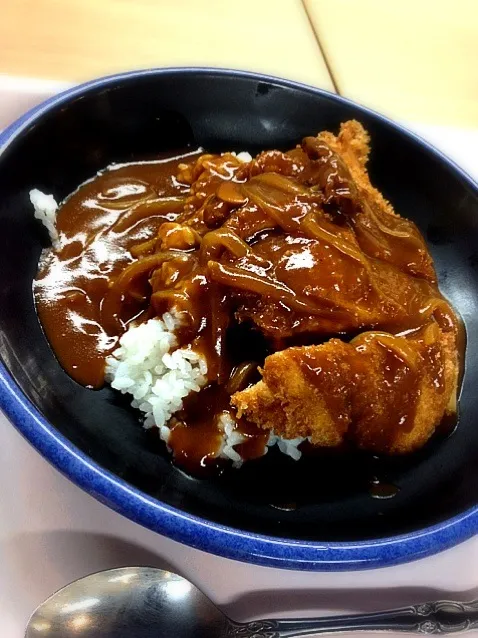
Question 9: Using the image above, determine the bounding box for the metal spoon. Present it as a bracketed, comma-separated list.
[25, 566, 478, 637]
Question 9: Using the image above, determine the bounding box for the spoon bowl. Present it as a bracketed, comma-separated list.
[26, 567, 226, 638]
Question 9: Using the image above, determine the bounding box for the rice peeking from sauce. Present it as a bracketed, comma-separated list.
[105, 314, 205, 426]
[30, 189, 59, 248]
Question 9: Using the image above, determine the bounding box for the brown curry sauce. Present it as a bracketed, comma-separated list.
[35, 128, 461, 476]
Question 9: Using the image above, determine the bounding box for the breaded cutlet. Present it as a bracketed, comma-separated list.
[231, 327, 458, 455]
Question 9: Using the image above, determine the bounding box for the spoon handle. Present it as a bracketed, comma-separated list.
[225, 600, 478, 636]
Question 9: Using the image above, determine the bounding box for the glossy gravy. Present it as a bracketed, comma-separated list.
[35, 138, 462, 477]
[35, 154, 196, 387]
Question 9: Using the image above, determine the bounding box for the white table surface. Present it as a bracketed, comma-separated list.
[1, 77, 478, 638]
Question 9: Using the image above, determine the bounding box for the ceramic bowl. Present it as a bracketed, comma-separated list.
[1, 68, 478, 570]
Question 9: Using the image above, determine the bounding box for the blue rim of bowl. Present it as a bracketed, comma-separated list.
[1, 67, 477, 571]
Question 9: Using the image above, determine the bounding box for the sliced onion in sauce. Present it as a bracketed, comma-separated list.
[226, 361, 259, 394]
[111, 197, 186, 233]
[208, 260, 353, 318]
[200, 228, 252, 264]
[301, 212, 371, 268]
[351, 331, 421, 370]
[101, 252, 192, 333]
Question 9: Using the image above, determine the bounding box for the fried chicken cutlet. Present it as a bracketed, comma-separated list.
[232, 326, 458, 455]
[227, 122, 460, 455]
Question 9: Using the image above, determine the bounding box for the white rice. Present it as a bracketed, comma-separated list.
[218, 412, 249, 467]
[31, 178, 308, 468]
[267, 433, 307, 461]
[105, 314, 207, 431]
[30, 189, 60, 248]
[235, 151, 253, 163]
[218, 414, 306, 467]
[104, 316, 306, 465]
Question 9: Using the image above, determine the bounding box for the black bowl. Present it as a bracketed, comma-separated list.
[1, 68, 478, 571]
